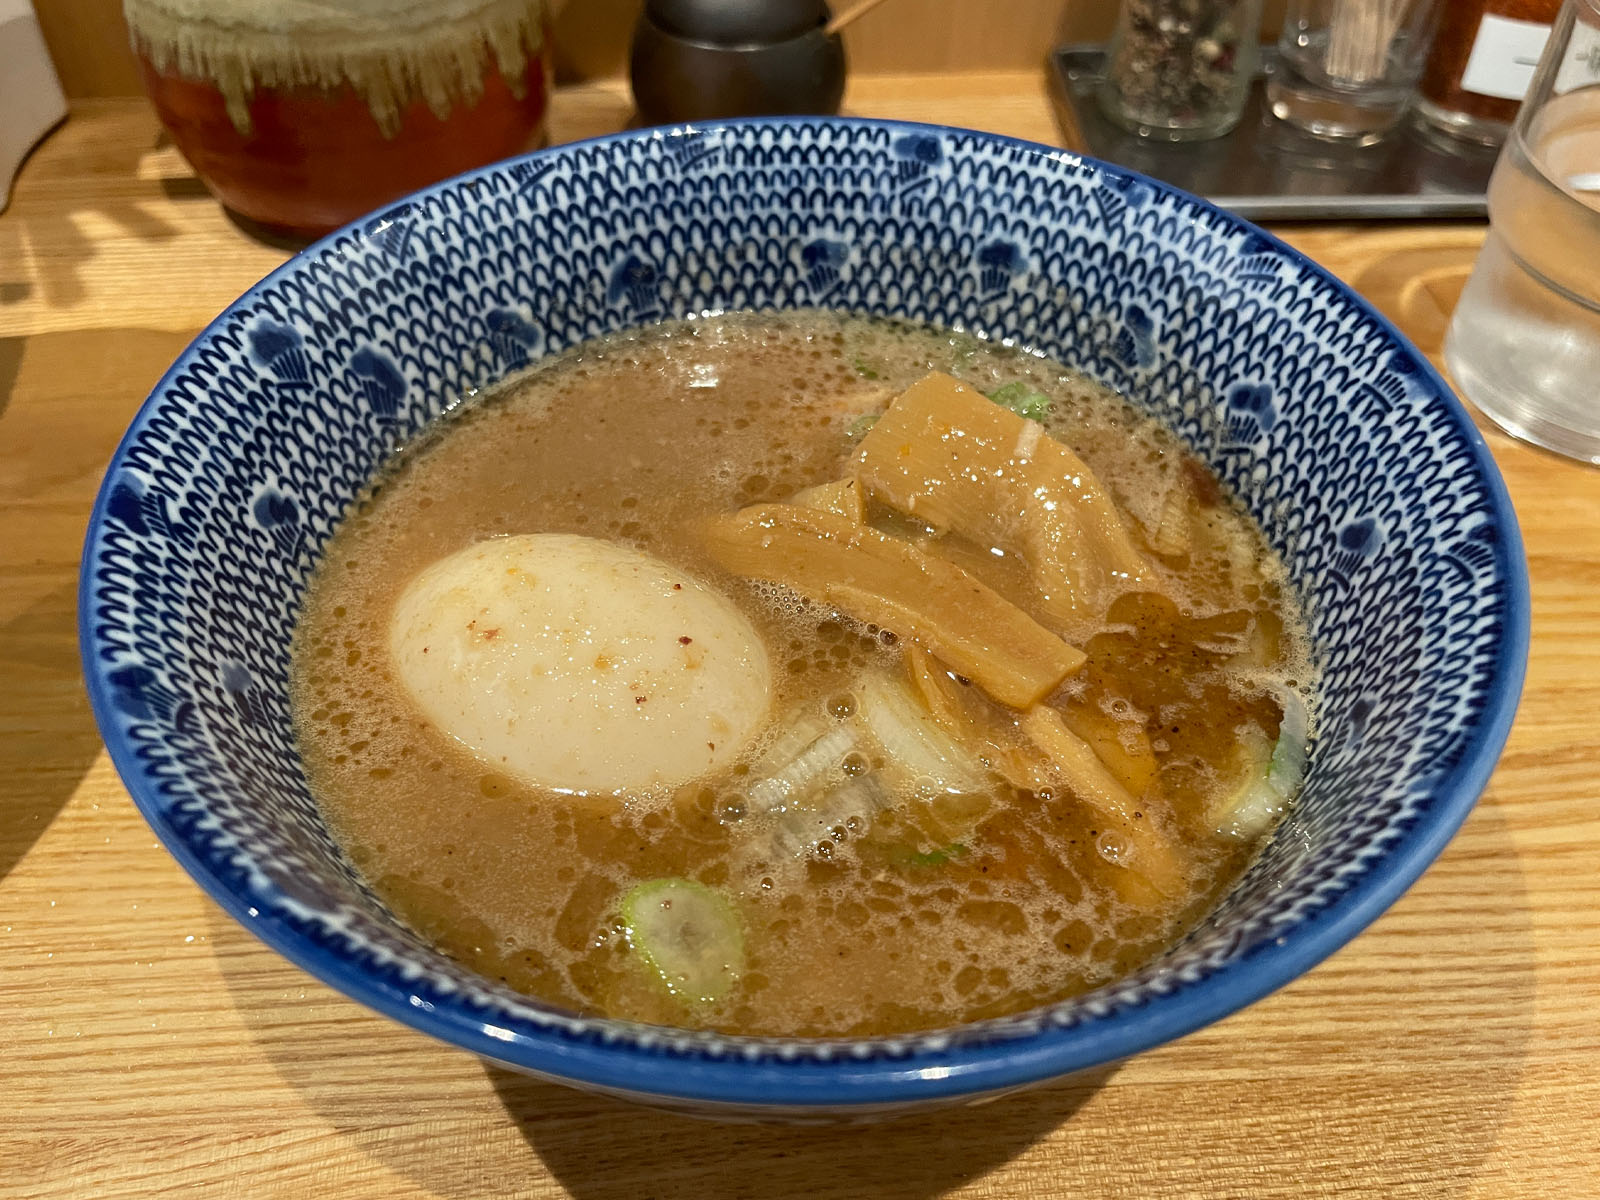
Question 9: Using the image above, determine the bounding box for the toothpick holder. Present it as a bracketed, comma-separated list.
[1269, 0, 1444, 143]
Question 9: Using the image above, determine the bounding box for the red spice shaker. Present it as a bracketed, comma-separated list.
[1414, 0, 1563, 144]
[126, 0, 551, 238]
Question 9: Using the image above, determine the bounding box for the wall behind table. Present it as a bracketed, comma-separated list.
[37, 0, 1289, 97]
[34, 0, 141, 96]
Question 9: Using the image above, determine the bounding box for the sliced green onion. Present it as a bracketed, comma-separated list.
[771, 776, 888, 858]
[986, 381, 1052, 422]
[746, 719, 857, 813]
[1212, 687, 1310, 840]
[621, 878, 744, 1005]
[856, 672, 989, 795]
[846, 412, 881, 439]
[900, 842, 968, 868]
[947, 332, 984, 364]
[1267, 687, 1309, 792]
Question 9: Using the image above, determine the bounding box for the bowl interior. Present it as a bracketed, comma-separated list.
[81, 120, 1526, 1112]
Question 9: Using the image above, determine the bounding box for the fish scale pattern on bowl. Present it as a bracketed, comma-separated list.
[80, 118, 1526, 1117]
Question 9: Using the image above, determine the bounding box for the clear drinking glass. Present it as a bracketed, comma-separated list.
[1446, 0, 1600, 462]
[1269, 0, 1443, 141]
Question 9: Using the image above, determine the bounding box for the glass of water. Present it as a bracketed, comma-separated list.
[1447, 0, 1600, 463]
[1269, 0, 1443, 141]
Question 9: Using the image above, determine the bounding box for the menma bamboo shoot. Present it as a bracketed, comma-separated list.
[854, 372, 1150, 627]
[701, 503, 1084, 708]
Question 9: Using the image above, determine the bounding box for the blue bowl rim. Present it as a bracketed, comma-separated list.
[79, 115, 1531, 1110]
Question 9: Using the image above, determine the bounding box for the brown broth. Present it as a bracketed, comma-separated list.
[290, 310, 1314, 1037]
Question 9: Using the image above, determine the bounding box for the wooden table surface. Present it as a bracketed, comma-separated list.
[4, 74, 1598, 1200]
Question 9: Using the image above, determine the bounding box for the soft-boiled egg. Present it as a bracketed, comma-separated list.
[389, 533, 772, 793]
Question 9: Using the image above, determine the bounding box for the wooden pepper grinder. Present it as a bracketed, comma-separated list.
[630, 0, 848, 124]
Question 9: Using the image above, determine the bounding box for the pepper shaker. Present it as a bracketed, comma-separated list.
[1097, 0, 1265, 141]
[630, 0, 847, 125]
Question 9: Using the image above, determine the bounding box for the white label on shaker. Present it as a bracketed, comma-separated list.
[1460, 14, 1553, 101]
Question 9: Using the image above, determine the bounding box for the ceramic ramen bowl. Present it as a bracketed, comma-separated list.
[80, 119, 1528, 1120]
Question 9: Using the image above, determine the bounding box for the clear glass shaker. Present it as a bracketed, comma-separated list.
[1414, 0, 1565, 145]
[1098, 0, 1266, 141]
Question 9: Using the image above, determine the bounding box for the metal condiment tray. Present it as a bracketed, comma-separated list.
[1050, 44, 1499, 220]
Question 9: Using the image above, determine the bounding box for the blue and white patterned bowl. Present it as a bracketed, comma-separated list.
[80, 119, 1528, 1120]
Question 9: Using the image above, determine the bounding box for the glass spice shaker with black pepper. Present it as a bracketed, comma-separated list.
[1097, 0, 1266, 140]
[1414, 0, 1564, 144]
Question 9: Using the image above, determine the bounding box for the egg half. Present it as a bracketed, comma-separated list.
[389, 533, 772, 793]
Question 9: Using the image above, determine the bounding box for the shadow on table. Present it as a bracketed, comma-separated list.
[0, 336, 21, 421]
[5, 131, 181, 314]
[204, 896, 1112, 1198]
[209, 786, 1539, 1198]
[0, 583, 105, 881]
[488, 1062, 1115, 1200]
[0, 327, 196, 882]
[220, 207, 319, 253]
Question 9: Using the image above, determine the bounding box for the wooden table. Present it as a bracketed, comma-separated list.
[4, 74, 1598, 1199]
